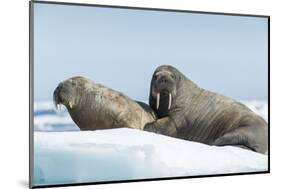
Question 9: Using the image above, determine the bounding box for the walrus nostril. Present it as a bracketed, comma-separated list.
[159, 77, 168, 84]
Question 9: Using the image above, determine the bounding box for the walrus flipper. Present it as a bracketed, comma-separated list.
[213, 131, 248, 148]
[144, 117, 178, 138]
[213, 126, 267, 154]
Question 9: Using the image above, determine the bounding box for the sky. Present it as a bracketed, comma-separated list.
[33, 3, 268, 102]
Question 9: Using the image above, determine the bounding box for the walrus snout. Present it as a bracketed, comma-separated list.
[53, 84, 65, 110]
[53, 81, 76, 110]
[152, 73, 176, 111]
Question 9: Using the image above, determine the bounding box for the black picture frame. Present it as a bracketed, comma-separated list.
[29, 1, 270, 188]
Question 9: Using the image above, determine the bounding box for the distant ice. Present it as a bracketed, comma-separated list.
[34, 101, 79, 132]
[33, 100, 268, 132]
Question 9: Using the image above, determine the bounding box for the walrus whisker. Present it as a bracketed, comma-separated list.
[168, 93, 172, 110]
[156, 93, 160, 110]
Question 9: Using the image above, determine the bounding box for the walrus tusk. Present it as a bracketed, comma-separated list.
[57, 103, 64, 112]
[69, 101, 73, 109]
[156, 93, 160, 110]
[168, 93, 172, 110]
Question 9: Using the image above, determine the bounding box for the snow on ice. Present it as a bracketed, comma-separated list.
[33, 100, 268, 186]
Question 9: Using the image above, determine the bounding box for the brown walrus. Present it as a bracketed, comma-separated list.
[144, 65, 268, 154]
[53, 76, 156, 131]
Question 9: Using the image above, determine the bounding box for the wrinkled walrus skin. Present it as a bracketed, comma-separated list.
[144, 65, 268, 154]
[53, 76, 156, 131]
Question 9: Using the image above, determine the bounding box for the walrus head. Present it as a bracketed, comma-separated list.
[149, 65, 181, 117]
[53, 76, 90, 111]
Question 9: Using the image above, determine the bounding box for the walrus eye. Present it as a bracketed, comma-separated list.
[171, 75, 175, 79]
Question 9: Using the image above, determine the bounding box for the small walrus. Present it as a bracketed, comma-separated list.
[144, 65, 268, 154]
[53, 76, 156, 131]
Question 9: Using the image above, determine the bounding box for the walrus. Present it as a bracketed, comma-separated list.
[53, 76, 156, 131]
[144, 65, 268, 154]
